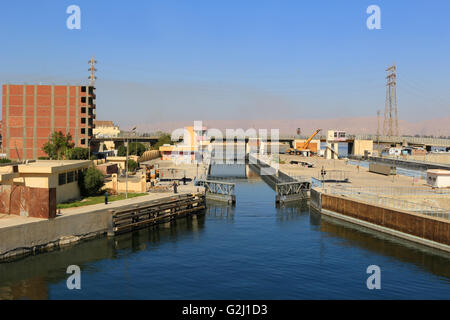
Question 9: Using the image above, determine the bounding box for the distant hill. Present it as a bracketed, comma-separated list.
[134, 116, 450, 137]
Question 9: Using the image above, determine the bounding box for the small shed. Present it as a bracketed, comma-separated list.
[426, 170, 450, 188]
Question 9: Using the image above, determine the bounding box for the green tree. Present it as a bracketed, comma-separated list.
[127, 159, 138, 172]
[117, 142, 147, 156]
[151, 133, 173, 150]
[67, 147, 90, 160]
[79, 167, 105, 196]
[42, 131, 75, 160]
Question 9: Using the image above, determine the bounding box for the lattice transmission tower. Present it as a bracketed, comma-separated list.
[88, 56, 97, 85]
[383, 64, 398, 136]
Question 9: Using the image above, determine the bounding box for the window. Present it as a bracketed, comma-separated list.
[88, 87, 94, 95]
[81, 97, 86, 103]
[81, 139, 86, 145]
[81, 107, 86, 114]
[81, 87, 86, 92]
[67, 171, 75, 183]
[81, 128, 86, 134]
[58, 173, 66, 185]
[88, 118, 93, 126]
[88, 128, 93, 136]
[88, 97, 93, 105]
[81, 118, 86, 124]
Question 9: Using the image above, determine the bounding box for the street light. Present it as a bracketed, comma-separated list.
[125, 126, 137, 199]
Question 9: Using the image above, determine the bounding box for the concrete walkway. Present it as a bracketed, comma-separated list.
[0, 183, 203, 230]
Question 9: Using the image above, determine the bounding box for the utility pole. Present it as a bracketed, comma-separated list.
[384, 64, 398, 136]
[88, 56, 97, 86]
[125, 126, 137, 199]
[377, 109, 381, 153]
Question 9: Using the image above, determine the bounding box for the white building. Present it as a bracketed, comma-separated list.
[426, 170, 450, 188]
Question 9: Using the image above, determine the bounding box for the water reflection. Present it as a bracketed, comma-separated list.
[206, 200, 235, 221]
[276, 200, 309, 222]
[0, 214, 205, 300]
[317, 212, 450, 279]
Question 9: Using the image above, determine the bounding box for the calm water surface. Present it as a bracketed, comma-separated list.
[0, 166, 449, 299]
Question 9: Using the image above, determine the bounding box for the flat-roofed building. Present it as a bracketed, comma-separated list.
[2, 84, 96, 160]
[0, 160, 91, 218]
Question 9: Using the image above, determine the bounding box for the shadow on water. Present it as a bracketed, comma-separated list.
[0, 214, 205, 300]
[309, 208, 450, 279]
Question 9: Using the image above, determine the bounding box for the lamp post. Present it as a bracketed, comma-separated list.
[125, 126, 137, 199]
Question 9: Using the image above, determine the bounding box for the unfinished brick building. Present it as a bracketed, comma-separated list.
[2, 84, 96, 160]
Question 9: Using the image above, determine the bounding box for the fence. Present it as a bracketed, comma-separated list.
[323, 186, 450, 220]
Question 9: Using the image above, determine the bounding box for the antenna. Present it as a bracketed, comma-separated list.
[88, 56, 97, 86]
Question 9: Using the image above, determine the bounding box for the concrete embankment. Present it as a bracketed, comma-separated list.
[310, 188, 450, 252]
[360, 155, 450, 171]
[0, 187, 205, 261]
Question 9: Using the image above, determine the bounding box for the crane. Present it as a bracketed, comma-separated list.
[287, 129, 322, 156]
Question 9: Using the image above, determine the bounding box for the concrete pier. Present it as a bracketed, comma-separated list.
[0, 186, 205, 261]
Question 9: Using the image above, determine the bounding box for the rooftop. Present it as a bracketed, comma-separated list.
[17, 160, 92, 174]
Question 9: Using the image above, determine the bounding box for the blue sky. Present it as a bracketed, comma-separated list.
[1, 0, 450, 129]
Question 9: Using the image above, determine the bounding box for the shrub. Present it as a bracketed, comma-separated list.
[117, 142, 147, 157]
[79, 167, 105, 196]
[0, 158, 12, 164]
[127, 159, 139, 172]
[67, 147, 89, 160]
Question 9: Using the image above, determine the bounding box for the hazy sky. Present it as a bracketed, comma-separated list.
[1, 0, 450, 130]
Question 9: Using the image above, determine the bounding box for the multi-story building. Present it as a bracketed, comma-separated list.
[1, 84, 96, 159]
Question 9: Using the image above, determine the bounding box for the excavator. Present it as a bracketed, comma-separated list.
[286, 129, 322, 156]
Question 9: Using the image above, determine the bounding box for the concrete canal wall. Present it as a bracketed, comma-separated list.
[0, 192, 206, 261]
[0, 207, 111, 260]
[310, 189, 450, 252]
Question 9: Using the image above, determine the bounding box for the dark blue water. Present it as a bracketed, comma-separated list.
[0, 179, 449, 299]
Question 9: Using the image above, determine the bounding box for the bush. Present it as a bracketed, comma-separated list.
[127, 159, 139, 172]
[151, 133, 173, 150]
[117, 142, 147, 157]
[67, 147, 89, 160]
[0, 158, 12, 164]
[79, 167, 105, 196]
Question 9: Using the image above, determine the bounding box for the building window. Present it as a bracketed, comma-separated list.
[81, 97, 86, 103]
[81, 87, 86, 93]
[88, 97, 93, 105]
[81, 118, 86, 124]
[81, 107, 86, 114]
[88, 87, 94, 95]
[88, 128, 93, 136]
[81, 128, 86, 134]
[81, 139, 86, 145]
[58, 173, 66, 185]
[88, 118, 93, 126]
[67, 171, 75, 184]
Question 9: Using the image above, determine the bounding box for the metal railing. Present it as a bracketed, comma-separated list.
[323, 186, 450, 220]
[330, 185, 450, 196]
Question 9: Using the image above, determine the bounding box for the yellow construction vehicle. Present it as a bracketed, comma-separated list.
[286, 129, 322, 156]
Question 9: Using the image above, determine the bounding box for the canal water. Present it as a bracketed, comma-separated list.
[0, 166, 449, 299]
